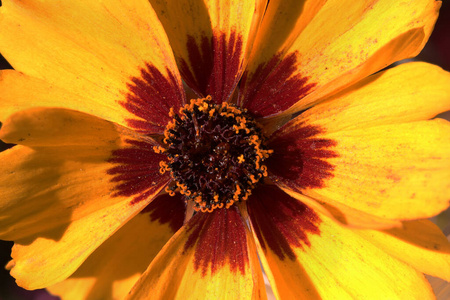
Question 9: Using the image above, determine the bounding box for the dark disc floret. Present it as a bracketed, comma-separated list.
[155, 96, 272, 212]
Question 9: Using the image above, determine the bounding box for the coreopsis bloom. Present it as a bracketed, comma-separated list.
[1, 0, 450, 299]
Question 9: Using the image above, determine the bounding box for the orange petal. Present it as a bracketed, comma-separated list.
[240, 0, 441, 117]
[268, 118, 450, 221]
[247, 186, 435, 299]
[47, 194, 185, 300]
[0, 1, 185, 134]
[356, 220, 450, 281]
[150, 0, 267, 103]
[126, 207, 266, 300]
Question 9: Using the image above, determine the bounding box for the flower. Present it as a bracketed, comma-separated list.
[1, 0, 450, 299]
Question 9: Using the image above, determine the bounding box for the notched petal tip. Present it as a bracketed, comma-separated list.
[5, 259, 15, 271]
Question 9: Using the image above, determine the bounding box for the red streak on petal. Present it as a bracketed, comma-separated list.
[267, 123, 338, 190]
[107, 139, 171, 205]
[179, 35, 213, 97]
[208, 31, 243, 104]
[240, 52, 316, 118]
[122, 63, 185, 135]
[179, 31, 243, 104]
[248, 185, 321, 260]
[141, 193, 185, 232]
[183, 207, 249, 276]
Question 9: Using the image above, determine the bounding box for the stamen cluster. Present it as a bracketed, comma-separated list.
[156, 96, 272, 212]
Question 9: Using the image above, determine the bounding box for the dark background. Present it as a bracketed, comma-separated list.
[0, 3, 449, 300]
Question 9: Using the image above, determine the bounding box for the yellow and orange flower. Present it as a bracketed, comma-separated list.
[1, 0, 450, 299]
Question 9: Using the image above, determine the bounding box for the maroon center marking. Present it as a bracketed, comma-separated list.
[239, 52, 316, 118]
[122, 63, 185, 135]
[140, 193, 186, 232]
[179, 35, 213, 97]
[267, 123, 338, 191]
[179, 31, 243, 104]
[107, 139, 171, 205]
[183, 207, 249, 276]
[247, 185, 321, 260]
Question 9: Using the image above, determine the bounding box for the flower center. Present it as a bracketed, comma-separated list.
[156, 96, 272, 213]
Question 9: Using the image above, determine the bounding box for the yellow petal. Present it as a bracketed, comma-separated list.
[0, 145, 110, 240]
[0, 108, 170, 236]
[267, 63, 450, 228]
[150, 0, 267, 103]
[0, 1, 185, 133]
[9, 190, 159, 290]
[0, 109, 170, 240]
[47, 194, 185, 300]
[0, 70, 130, 130]
[280, 187, 403, 230]
[0, 107, 126, 147]
[241, 0, 441, 117]
[0, 109, 171, 288]
[298, 62, 450, 133]
[245, 0, 326, 71]
[126, 207, 266, 300]
[238, 0, 326, 114]
[0, 108, 126, 239]
[356, 220, 450, 281]
[268, 119, 450, 221]
[247, 186, 435, 299]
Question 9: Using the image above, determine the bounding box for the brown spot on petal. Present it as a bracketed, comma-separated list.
[248, 186, 321, 260]
[240, 52, 316, 118]
[267, 123, 338, 191]
[386, 170, 401, 183]
[122, 64, 185, 135]
[107, 139, 171, 205]
[183, 207, 249, 276]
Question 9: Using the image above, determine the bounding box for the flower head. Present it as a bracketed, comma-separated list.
[1, 0, 450, 299]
